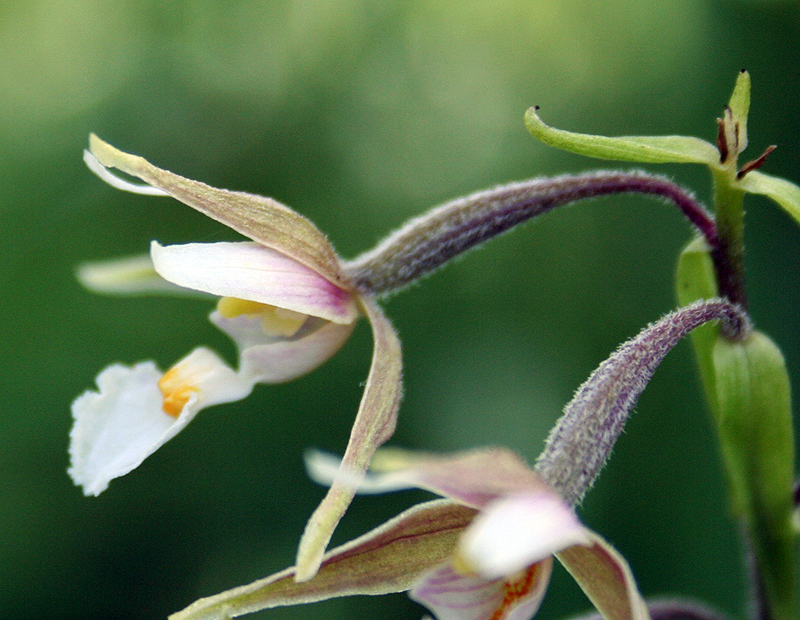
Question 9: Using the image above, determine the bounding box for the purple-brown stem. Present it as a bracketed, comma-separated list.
[344, 171, 719, 296]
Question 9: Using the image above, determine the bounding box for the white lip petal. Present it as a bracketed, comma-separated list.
[151, 241, 358, 324]
[459, 492, 591, 579]
[69, 348, 253, 496]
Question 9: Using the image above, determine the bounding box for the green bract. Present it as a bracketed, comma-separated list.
[714, 333, 796, 620]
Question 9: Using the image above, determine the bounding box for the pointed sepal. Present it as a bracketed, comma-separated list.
[87, 134, 349, 288]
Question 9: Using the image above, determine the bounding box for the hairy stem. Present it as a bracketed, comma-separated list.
[345, 171, 718, 296]
[535, 299, 750, 506]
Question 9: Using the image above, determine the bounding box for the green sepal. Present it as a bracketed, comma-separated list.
[675, 237, 721, 417]
[714, 331, 796, 620]
[524, 107, 718, 165]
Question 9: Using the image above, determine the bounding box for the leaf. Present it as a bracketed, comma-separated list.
[524, 107, 718, 165]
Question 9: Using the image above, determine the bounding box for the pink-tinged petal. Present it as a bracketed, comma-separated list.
[210, 311, 356, 383]
[555, 532, 650, 620]
[88, 134, 348, 288]
[69, 348, 254, 496]
[169, 500, 476, 620]
[151, 241, 358, 324]
[460, 492, 591, 579]
[411, 558, 552, 620]
[295, 296, 403, 581]
[304, 447, 551, 510]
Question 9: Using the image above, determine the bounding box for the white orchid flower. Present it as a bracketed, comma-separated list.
[71, 136, 402, 581]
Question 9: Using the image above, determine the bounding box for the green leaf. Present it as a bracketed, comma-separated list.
[714, 331, 796, 620]
[737, 170, 800, 228]
[524, 107, 718, 165]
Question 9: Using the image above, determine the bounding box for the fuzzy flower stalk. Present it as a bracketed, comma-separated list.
[71, 135, 723, 581]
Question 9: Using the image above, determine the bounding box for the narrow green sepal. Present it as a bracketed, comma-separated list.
[675, 237, 721, 417]
[737, 170, 800, 228]
[714, 331, 796, 620]
[524, 107, 719, 165]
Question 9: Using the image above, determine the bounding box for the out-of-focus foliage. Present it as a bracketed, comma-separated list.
[1, 1, 799, 619]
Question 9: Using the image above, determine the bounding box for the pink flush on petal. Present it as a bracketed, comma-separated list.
[150, 241, 358, 323]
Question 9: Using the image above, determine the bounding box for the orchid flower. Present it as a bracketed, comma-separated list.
[70, 135, 402, 581]
[168, 448, 649, 620]
[166, 299, 749, 620]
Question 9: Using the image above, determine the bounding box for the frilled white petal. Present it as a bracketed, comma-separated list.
[459, 492, 591, 579]
[69, 347, 254, 496]
[150, 241, 358, 323]
[411, 559, 552, 620]
[210, 311, 355, 384]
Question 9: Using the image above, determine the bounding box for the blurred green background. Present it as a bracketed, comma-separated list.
[2, 1, 800, 618]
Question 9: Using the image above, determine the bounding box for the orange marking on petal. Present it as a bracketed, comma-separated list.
[158, 367, 199, 417]
[488, 564, 541, 620]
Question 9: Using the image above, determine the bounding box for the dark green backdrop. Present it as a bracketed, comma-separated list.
[2, 1, 800, 618]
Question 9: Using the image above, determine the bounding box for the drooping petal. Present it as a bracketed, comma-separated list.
[459, 492, 591, 579]
[295, 296, 403, 582]
[69, 347, 254, 496]
[151, 241, 358, 323]
[556, 532, 651, 620]
[77, 253, 207, 297]
[411, 558, 552, 620]
[524, 107, 719, 166]
[88, 134, 348, 288]
[211, 311, 356, 384]
[737, 170, 800, 228]
[169, 500, 476, 620]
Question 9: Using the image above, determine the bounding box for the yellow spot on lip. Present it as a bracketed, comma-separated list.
[216, 296, 308, 337]
[158, 367, 199, 417]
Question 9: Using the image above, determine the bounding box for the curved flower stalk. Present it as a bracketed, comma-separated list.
[170, 448, 649, 620]
[71, 136, 402, 582]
